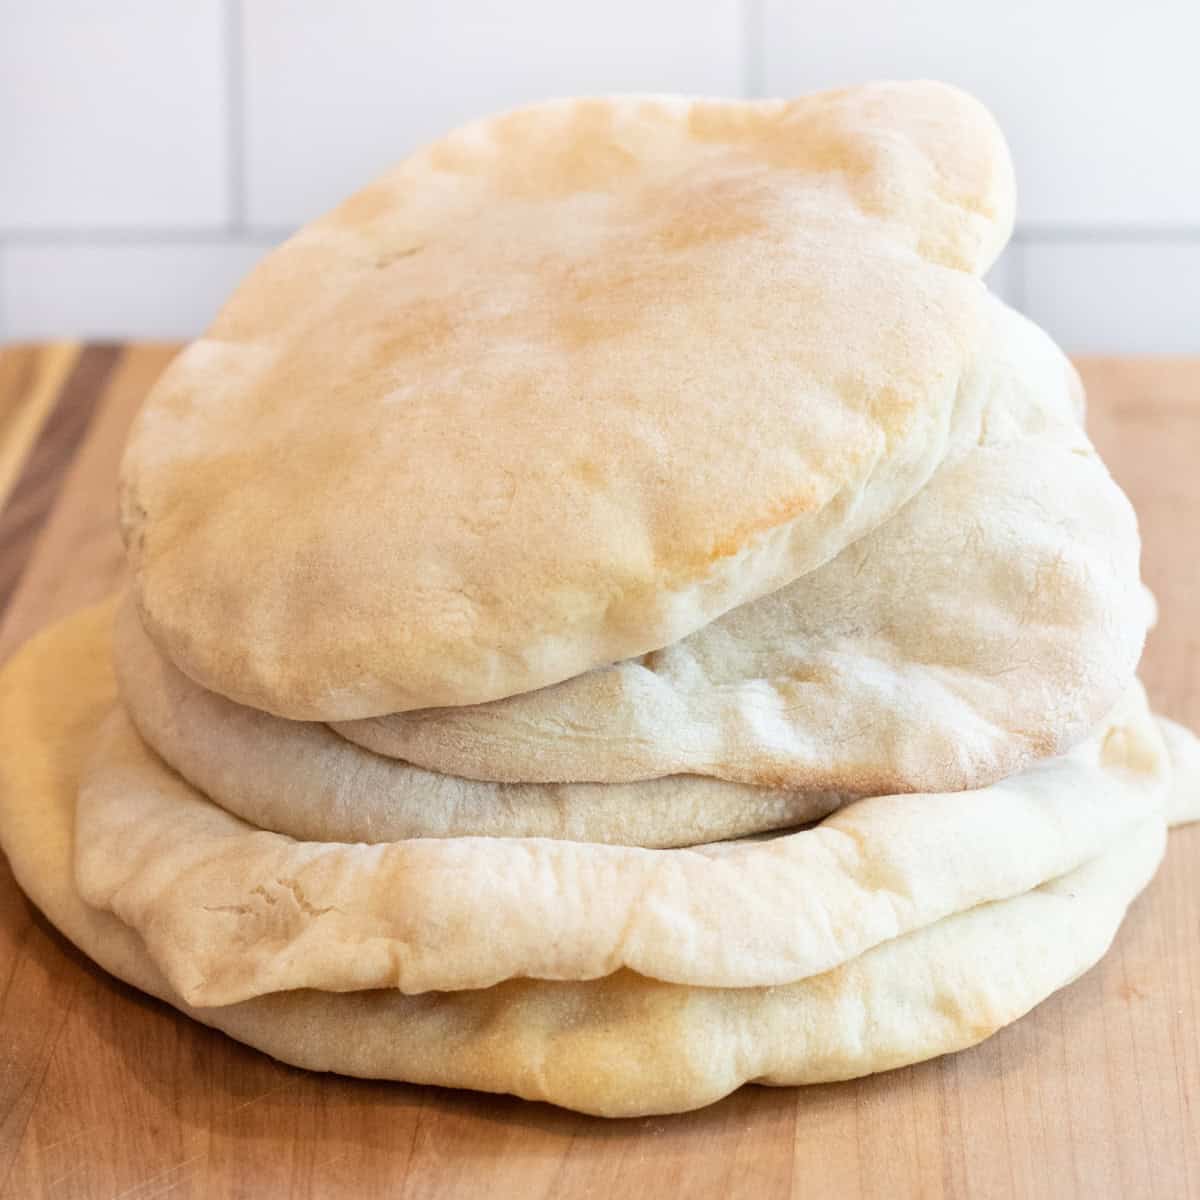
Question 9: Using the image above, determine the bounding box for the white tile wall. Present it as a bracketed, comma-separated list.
[984, 247, 1020, 311]
[761, 0, 1200, 228]
[0, 0, 230, 230]
[2, 240, 276, 340]
[243, 0, 744, 228]
[1022, 239, 1200, 355]
[0, 0, 1197, 351]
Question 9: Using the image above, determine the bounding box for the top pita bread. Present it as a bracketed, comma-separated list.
[335, 300, 1145, 791]
[121, 81, 1015, 720]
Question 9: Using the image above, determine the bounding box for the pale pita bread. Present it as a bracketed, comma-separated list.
[114, 596, 843, 847]
[78, 606, 1168, 1007]
[1157, 716, 1200, 817]
[121, 82, 1015, 720]
[336, 301, 1144, 792]
[2, 608, 1189, 1117]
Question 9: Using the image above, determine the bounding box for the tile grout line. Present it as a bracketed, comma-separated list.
[225, 0, 247, 232]
[1016, 225, 1200, 243]
[2, 226, 1199, 249]
[1009, 233, 1028, 313]
[741, 0, 766, 98]
[0, 229, 294, 246]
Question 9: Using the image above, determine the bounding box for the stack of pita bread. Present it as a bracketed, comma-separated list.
[1, 81, 1196, 1118]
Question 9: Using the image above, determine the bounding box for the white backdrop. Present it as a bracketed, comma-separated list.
[2, 0, 1198, 350]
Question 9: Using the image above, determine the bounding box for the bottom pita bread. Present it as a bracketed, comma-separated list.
[2, 607, 1197, 1116]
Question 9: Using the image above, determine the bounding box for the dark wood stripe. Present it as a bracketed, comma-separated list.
[0, 346, 122, 618]
[0, 348, 41, 503]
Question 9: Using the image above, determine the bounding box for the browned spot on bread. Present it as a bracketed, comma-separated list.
[354, 297, 455, 373]
[652, 176, 771, 254]
[688, 97, 877, 180]
[701, 486, 831, 565]
[573, 459, 606, 488]
[327, 184, 396, 229]
[432, 100, 641, 199]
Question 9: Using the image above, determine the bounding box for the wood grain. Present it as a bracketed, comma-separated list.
[0, 344, 1195, 1200]
[0, 344, 79, 513]
[0, 345, 100, 612]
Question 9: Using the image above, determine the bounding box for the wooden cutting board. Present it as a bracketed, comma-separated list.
[0, 343, 1196, 1200]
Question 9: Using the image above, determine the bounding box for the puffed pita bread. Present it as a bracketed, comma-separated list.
[121, 81, 1015, 720]
[335, 301, 1144, 791]
[114, 596, 843, 847]
[76, 605, 1168, 1006]
[4, 610, 1196, 1117]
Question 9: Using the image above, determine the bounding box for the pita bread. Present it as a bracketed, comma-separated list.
[1, 608, 1186, 1117]
[336, 301, 1144, 792]
[120, 82, 1014, 720]
[1157, 715, 1200, 824]
[75, 605, 1168, 1006]
[113, 597, 843, 847]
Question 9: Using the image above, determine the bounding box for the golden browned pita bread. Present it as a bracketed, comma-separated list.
[4, 608, 1194, 1117]
[335, 301, 1144, 791]
[121, 82, 1014, 720]
[76, 606, 1168, 1007]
